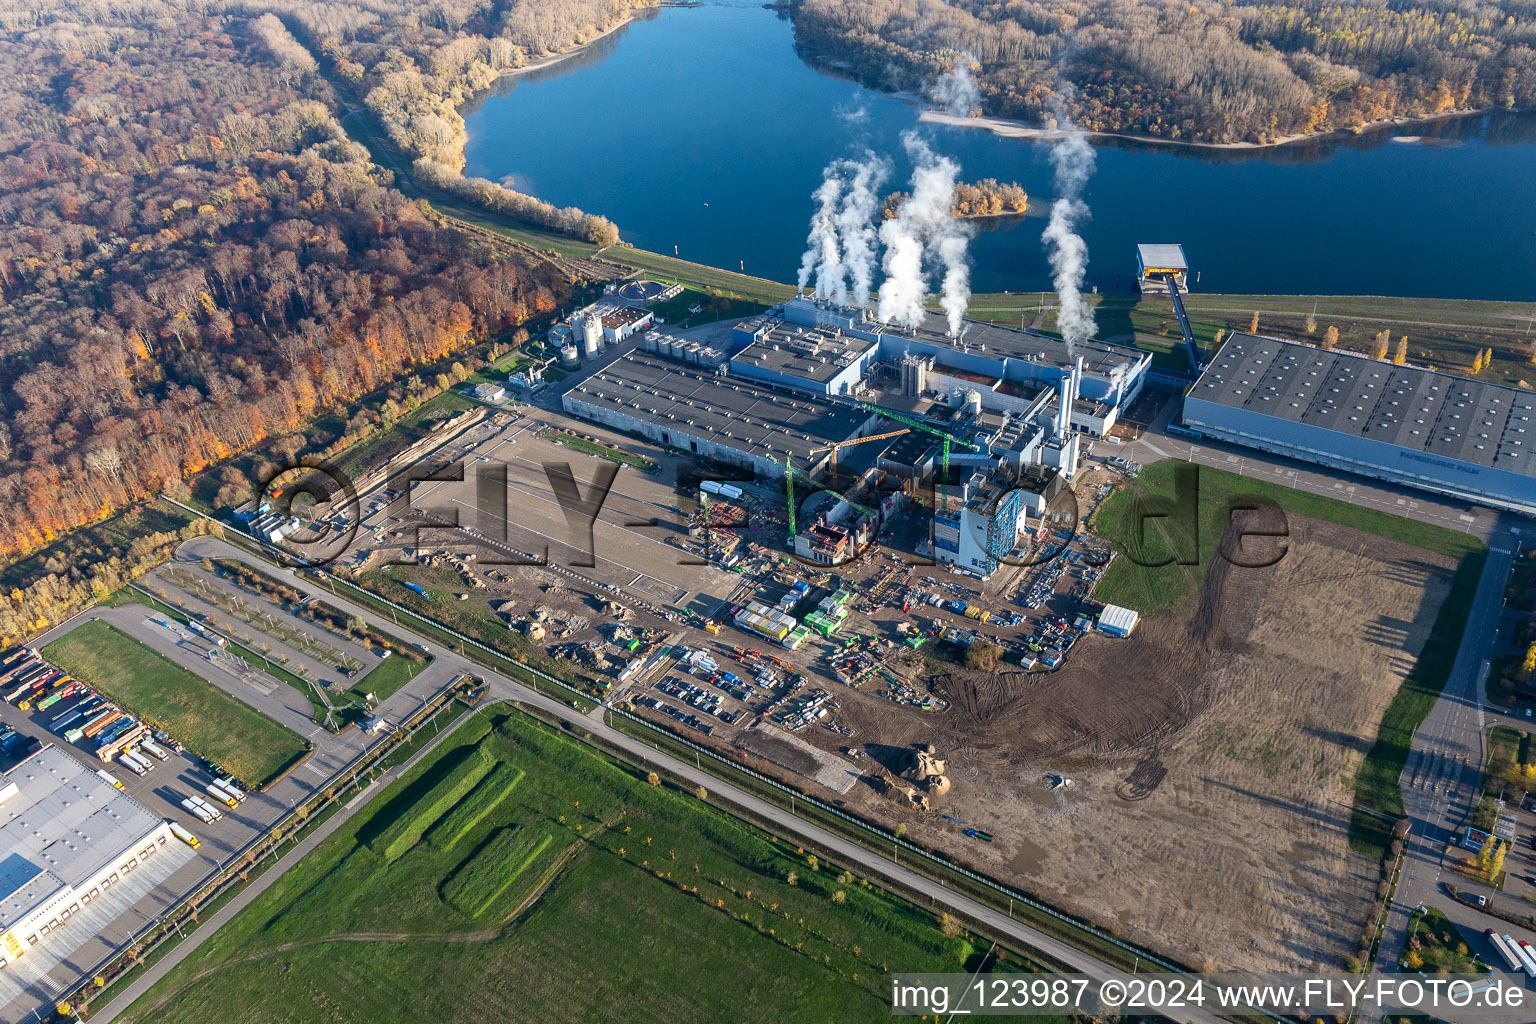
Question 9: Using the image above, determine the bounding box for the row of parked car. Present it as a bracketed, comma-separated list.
[654, 677, 741, 725]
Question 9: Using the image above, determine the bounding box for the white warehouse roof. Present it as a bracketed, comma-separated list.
[0, 746, 166, 901]
[1098, 604, 1140, 634]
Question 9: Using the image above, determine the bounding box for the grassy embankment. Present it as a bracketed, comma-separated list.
[1090, 460, 1486, 856]
[44, 621, 311, 788]
[540, 427, 660, 473]
[967, 290, 1536, 377]
[117, 707, 1037, 1024]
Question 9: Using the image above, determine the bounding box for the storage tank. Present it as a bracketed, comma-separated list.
[685, 342, 702, 364]
[642, 333, 658, 353]
[964, 389, 983, 417]
[948, 388, 966, 409]
[560, 344, 580, 369]
[575, 312, 602, 349]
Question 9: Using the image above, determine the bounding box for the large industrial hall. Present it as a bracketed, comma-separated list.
[0, 746, 195, 1008]
[1182, 332, 1536, 513]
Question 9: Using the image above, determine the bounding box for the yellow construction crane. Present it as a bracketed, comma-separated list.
[809, 428, 911, 477]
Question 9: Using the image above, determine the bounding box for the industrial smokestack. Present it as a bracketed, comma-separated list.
[1056, 372, 1071, 440]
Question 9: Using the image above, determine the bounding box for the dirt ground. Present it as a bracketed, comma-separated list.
[825, 513, 1455, 971]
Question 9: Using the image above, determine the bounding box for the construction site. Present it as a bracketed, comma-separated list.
[267, 280, 1471, 976]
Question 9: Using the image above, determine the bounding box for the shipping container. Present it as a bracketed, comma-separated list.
[81, 709, 125, 740]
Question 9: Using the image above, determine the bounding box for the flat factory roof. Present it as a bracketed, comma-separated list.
[1138, 243, 1187, 271]
[0, 745, 166, 926]
[1191, 334, 1536, 477]
[565, 350, 870, 463]
[735, 319, 877, 385]
[781, 298, 1143, 379]
[601, 306, 652, 330]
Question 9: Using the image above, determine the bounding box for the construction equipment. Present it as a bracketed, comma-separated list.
[854, 403, 978, 499]
[780, 455, 798, 540]
[808, 428, 910, 479]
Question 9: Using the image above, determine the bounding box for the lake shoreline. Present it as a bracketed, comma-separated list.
[917, 107, 1498, 153]
[501, 5, 666, 82]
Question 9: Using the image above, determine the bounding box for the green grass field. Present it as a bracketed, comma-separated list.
[1090, 460, 1486, 855]
[44, 621, 310, 788]
[117, 707, 1032, 1024]
[1091, 460, 1483, 613]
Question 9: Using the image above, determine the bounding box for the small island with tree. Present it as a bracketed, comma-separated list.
[881, 178, 1027, 220]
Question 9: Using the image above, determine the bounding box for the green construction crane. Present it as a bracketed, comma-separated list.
[781, 455, 797, 541]
[855, 403, 977, 497]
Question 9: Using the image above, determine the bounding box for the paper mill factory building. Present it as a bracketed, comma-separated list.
[728, 298, 1151, 437]
[0, 745, 194, 997]
[1182, 333, 1536, 513]
[561, 350, 879, 479]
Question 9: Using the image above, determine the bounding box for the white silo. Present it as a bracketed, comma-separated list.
[560, 344, 580, 369]
[964, 389, 982, 417]
[580, 313, 603, 354]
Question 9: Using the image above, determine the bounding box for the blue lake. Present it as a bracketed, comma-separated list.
[463, 0, 1536, 300]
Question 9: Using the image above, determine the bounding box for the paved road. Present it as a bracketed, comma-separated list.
[89, 702, 467, 1024]
[169, 537, 1229, 1024]
[1121, 406, 1534, 1015]
[1119, 410, 1497, 544]
[1368, 547, 1517, 992]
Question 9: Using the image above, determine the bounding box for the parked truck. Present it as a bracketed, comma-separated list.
[95, 768, 124, 791]
[216, 777, 247, 802]
[98, 724, 150, 762]
[116, 752, 149, 776]
[168, 822, 200, 849]
[400, 581, 429, 598]
[1488, 931, 1526, 974]
[139, 738, 170, 760]
[204, 783, 238, 808]
[189, 794, 223, 820]
[95, 717, 138, 747]
[66, 707, 119, 743]
[1514, 939, 1536, 979]
[122, 749, 155, 775]
[34, 680, 78, 711]
[181, 797, 216, 824]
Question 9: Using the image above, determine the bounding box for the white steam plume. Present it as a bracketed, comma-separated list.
[878, 132, 973, 334]
[798, 153, 890, 306]
[797, 171, 843, 299]
[1041, 123, 1097, 346]
[929, 60, 981, 117]
[836, 155, 889, 306]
